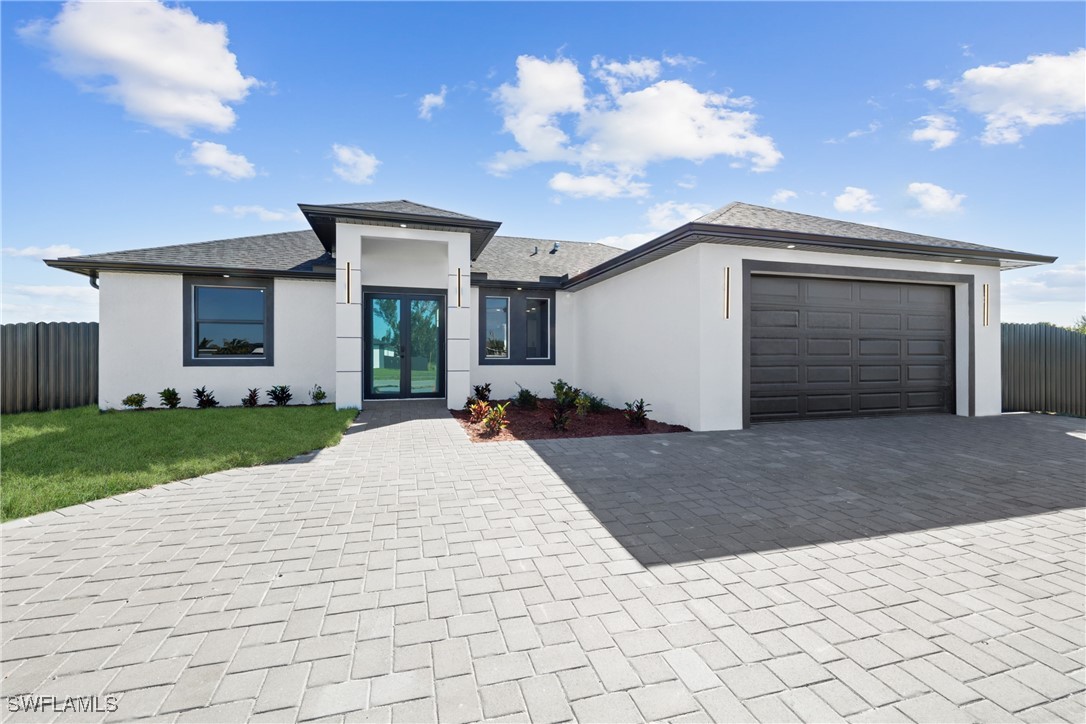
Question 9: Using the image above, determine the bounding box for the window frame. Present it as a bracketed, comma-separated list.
[183, 276, 274, 367]
[477, 287, 556, 366]
[483, 295, 511, 360]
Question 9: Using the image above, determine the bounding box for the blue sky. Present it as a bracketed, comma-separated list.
[3, 1, 1084, 324]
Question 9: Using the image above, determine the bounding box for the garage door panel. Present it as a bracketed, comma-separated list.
[751, 309, 799, 328]
[751, 337, 799, 356]
[749, 276, 954, 423]
[808, 338, 851, 356]
[806, 279, 855, 302]
[907, 314, 948, 331]
[859, 338, 901, 356]
[806, 366, 851, 384]
[750, 366, 799, 384]
[858, 392, 902, 411]
[807, 311, 852, 329]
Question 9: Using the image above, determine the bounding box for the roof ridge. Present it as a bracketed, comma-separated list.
[57, 229, 315, 261]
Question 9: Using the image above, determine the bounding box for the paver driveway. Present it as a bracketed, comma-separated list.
[2, 404, 1084, 723]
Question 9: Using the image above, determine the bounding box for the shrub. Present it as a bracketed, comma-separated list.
[158, 388, 181, 409]
[468, 399, 491, 424]
[552, 379, 581, 409]
[464, 395, 478, 411]
[309, 384, 327, 404]
[624, 398, 652, 427]
[193, 386, 219, 409]
[268, 385, 293, 406]
[122, 393, 146, 409]
[482, 402, 510, 435]
[513, 383, 538, 409]
[472, 383, 492, 403]
[241, 388, 260, 407]
[551, 406, 573, 431]
[575, 391, 606, 417]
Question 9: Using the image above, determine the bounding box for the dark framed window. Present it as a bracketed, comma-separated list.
[485, 297, 510, 359]
[183, 277, 274, 366]
[525, 298, 550, 359]
[478, 288, 556, 366]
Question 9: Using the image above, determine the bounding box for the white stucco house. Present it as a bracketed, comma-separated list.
[46, 200, 1055, 431]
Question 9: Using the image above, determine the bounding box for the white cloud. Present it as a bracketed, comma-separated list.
[1002, 261, 1085, 303]
[2, 285, 99, 323]
[645, 200, 711, 229]
[770, 189, 797, 204]
[490, 54, 781, 196]
[418, 85, 447, 120]
[825, 121, 880, 144]
[3, 244, 82, 259]
[952, 49, 1086, 145]
[662, 53, 702, 69]
[18, 1, 258, 136]
[594, 200, 710, 249]
[591, 56, 661, 96]
[911, 114, 959, 150]
[212, 205, 304, 222]
[834, 186, 879, 213]
[907, 182, 965, 214]
[923, 79, 943, 91]
[547, 172, 648, 199]
[676, 175, 697, 189]
[182, 141, 255, 180]
[331, 144, 380, 184]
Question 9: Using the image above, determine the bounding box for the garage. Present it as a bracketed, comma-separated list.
[748, 275, 955, 422]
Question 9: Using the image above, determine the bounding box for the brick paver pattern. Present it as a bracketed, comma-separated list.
[2, 403, 1084, 723]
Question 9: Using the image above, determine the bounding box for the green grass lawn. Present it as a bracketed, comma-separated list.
[0, 405, 359, 521]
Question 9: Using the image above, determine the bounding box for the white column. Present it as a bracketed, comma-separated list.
[446, 235, 472, 407]
[335, 231, 363, 409]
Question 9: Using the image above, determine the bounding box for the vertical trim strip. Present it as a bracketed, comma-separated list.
[457, 267, 462, 307]
[724, 266, 731, 319]
[982, 283, 990, 326]
[345, 262, 351, 304]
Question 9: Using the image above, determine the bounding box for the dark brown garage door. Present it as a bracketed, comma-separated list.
[748, 275, 955, 422]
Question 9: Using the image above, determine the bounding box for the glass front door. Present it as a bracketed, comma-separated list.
[364, 292, 444, 399]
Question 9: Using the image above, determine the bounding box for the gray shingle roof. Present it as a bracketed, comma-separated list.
[315, 200, 481, 221]
[52, 230, 331, 274]
[472, 236, 624, 282]
[696, 202, 1021, 254]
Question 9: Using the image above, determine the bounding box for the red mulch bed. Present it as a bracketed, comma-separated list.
[451, 399, 689, 443]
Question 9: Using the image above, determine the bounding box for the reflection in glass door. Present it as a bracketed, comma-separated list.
[365, 292, 444, 399]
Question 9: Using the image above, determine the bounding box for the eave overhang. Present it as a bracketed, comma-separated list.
[563, 223, 1059, 291]
[299, 203, 502, 261]
[43, 258, 335, 281]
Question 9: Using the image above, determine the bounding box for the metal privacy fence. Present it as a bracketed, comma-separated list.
[1002, 322, 1085, 417]
[1, 322, 99, 414]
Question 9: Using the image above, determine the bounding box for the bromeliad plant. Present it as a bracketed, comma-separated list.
[193, 386, 219, 409]
[159, 388, 181, 409]
[468, 399, 491, 424]
[241, 388, 261, 407]
[122, 393, 146, 409]
[624, 398, 652, 427]
[481, 402, 510, 435]
[268, 385, 293, 406]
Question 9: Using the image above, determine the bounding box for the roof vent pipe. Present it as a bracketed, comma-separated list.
[531, 246, 538, 256]
[550, 242, 560, 254]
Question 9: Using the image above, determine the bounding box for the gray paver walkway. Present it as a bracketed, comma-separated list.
[2, 403, 1084, 722]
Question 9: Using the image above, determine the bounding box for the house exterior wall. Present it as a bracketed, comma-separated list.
[693, 244, 999, 431]
[98, 271, 334, 409]
[467, 287, 576, 402]
[573, 246, 705, 430]
[334, 223, 471, 408]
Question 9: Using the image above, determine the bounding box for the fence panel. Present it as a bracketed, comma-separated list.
[1, 322, 98, 414]
[1002, 322, 1086, 417]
